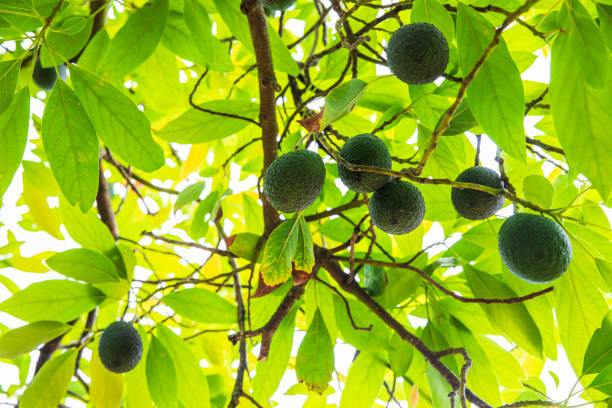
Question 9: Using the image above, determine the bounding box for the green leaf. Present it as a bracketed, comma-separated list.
[146, 334, 178, 408]
[0, 59, 19, 114]
[363, 264, 386, 297]
[98, 0, 169, 80]
[555, 245, 609, 373]
[321, 79, 368, 129]
[261, 217, 300, 286]
[252, 306, 298, 401]
[434, 99, 478, 136]
[0, 280, 105, 323]
[0, 321, 70, 359]
[550, 32, 612, 200]
[589, 364, 612, 395]
[597, 3, 612, 52]
[456, 3, 526, 161]
[338, 351, 386, 408]
[156, 100, 258, 143]
[162, 288, 237, 324]
[90, 338, 124, 408]
[46, 248, 120, 284]
[19, 350, 77, 408]
[563, 0, 608, 88]
[583, 309, 612, 374]
[60, 199, 126, 278]
[212, 0, 299, 75]
[294, 214, 315, 273]
[78, 29, 110, 72]
[0, 88, 30, 199]
[464, 265, 543, 357]
[42, 80, 99, 211]
[184, 0, 216, 63]
[411, 0, 455, 43]
[522, 174, 553, 208]
[296, 310, 335, 393]
[156, 324, 211, 408]
[228, 233, 261, 261]
[69, 65, 164, 172]
[190, 190, 221, 239]
[333, 295, 390, 350]
[125, 326, 154, 408]
[40, 15, 93, 67]
[175, 182, 205, 210]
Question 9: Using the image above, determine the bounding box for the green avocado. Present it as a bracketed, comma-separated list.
[498, 213, 572, 283]
[386, 23, 449, 85]
[370, 179, 425, 235]
[261, 0, 295, 11]
[263, 149, 326, 213]
[337, 133, 392, 193]
[32, 59, 67, 91]
[451, 166, 505, 220]
[98, 321, 143, 373]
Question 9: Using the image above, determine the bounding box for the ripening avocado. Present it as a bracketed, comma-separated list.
[370, 179, 425, 235]
[261, 0, 295, 11]
[98, 321, 143, 373]
[263, 149, 326, 213]
[386, 23, 449, 85]
[337, 133, 392, 193]
[498, 213, 572, 283]
[451, 166, 505, 220]
[32, 59, 67, 91]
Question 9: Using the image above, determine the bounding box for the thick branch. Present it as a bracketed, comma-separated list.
[242, 0, 281, 234]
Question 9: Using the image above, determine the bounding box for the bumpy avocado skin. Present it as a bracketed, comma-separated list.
[370, 179, 425, 235]
[386, 23, 449, 85]
[98, 321, 143, 373]
[451, 166, 505, 220]
[498, 213, 572, 283]
[263, 150, 326, 213]
[32, 59, 67, 91]
[337, 133, 392, 193]
[261, 0, 295, 11]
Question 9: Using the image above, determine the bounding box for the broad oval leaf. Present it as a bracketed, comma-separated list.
[19, 350, 77, 408]
[0, 321, 70, 359]
[42, 80, 99, 212]
[146, 334, 178, 408]
[0, 280, 105, 323]
[0, 59, 19, 114]
[296, 310, 335, 393]
[338, 351, 386, 408]
[46, 248, 119, 284]
[261, 217, 301, 286]
[583, 309, 612, 374]
[99, 0, 169, 81]
[156, 324, 211, 408]
[522, 174, 553, 208]
[0, 88, 30, 199]
[184, 0, 216, 63]
[321, 79, 368, 129]
[411, 0, 455, 43]
[69, 65, 165, 172]
[457, 3, 526, 161]
[162, 288, 237, 324]
[588, 363, 612, 395]
[294, 215, 315, 274]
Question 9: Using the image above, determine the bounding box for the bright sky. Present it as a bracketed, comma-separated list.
[0, 2, 606, 407]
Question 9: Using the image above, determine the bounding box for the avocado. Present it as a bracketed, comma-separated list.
[261, 0, 295, 11]
[263, 149, 326, 213]
[498, 213, 572, 283]
[386, 23, 449, 85]
[337, 133, 392, 193]
[451, 166, 505, 220]
[98, 321, 143, 373]
[370, 179, 425, 235]
[32, 59, 67, 91]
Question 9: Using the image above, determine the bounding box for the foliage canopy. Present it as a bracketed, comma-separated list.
[0, 0, 611, 407]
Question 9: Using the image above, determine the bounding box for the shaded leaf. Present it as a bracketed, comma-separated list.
[294, 214, 315, 273]
[589, 364, 612, 395]
[0, 88, 30, 199]
[69, 65, 164, 172]
[0, 280, 105, 323]
[162, 288, 236, 324]
[42, 80, 99, 211]
[0, 321, 70, 359]
[0, 59, 19, 114]
[321, 79, 368, 129]
[522, 174, 553, 208]
[184, 0, 216, 62]
[19, 350, 77, 408]
[411, 0, 455, 43]
[583, 309, 612, 374]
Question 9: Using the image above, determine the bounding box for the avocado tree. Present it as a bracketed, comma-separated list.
[0, 0, 611, 407]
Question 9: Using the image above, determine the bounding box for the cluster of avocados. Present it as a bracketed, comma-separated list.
[262, 18, 571, 284]
[98, 321, 143, 373]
